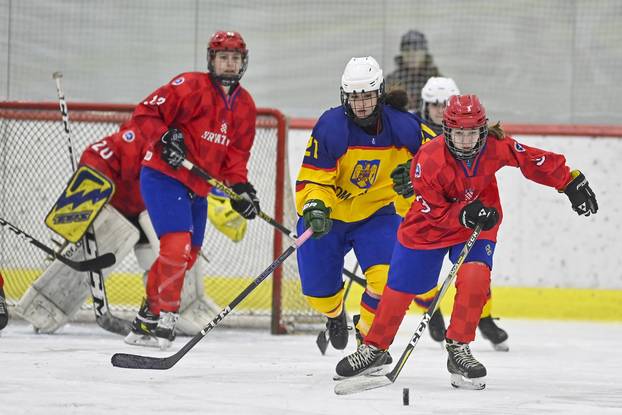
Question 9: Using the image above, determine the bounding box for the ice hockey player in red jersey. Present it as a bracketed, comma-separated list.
[128, 30, 259, 349]
[335, 94, 597, 389]
[0, 272, 8, 330]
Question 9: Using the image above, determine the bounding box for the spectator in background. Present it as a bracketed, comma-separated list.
[386, 30, 441, 112]
[0, 273, 8, 330]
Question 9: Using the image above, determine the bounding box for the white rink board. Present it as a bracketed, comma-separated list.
[288, 130, 622, 289]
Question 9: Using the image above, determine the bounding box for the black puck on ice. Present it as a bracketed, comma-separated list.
[402, 387, 409, 405]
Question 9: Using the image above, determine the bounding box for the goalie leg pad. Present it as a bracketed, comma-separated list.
[14, 205, 139, 333]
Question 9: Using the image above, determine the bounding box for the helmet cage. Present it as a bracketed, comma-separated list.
[340, 82, 385, 128]
[207, 31, 248, 86]
[443, 124, 488, 160]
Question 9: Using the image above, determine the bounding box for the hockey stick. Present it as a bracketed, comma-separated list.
[110, 227, 314, 370]
[53, 72, 131, 336]
[316, 261, 361, 355]
[0, 217, 115, 272]
[334, 221, 485, 395]
[180, 159, 367, 288]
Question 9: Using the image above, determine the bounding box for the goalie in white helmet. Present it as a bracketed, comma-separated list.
[295, 56, 435, 356]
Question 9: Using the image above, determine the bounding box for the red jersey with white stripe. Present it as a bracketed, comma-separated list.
[399, 134, 572, 249]
[137, 72, 257, 197]
[79, 122, 151, 217]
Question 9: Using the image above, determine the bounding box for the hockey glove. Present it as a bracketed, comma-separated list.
[161, 128, 186, 169]
[390, 159, 414, 198]
[459, 200, 498, 231]
[562, 170, 598, 216]
[230, 182, 260, 220]
[302, 199, 332, 239]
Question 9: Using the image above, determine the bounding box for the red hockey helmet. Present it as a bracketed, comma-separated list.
[207, 31, 248, 86]
[442, 95, 488, 160]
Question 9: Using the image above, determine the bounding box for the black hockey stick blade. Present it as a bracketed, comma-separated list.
[112, 352, 178, 370]
[68, 252, 116, 272]
[96, 314, 131, 336]
[316, 329, 329, 355]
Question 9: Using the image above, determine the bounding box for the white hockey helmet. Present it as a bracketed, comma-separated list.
[340, 56, 385, 127]
[340, 56, 384, 94]
[421, 77, 460, 105]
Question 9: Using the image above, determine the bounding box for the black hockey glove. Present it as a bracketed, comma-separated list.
[230, 182, 260, 219]
[459, 200, 498, 231]
[390, 159, 414, 198]
[302, 199, 332, 239]
[161, 128, 186, 169]
[562, 170, 598, 216]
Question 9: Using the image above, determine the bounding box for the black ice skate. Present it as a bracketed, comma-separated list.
[335, 344, 389, 379]
[478, 316, 509, 352]
[0, 287, 9, 331]
[446, 338, 487, 390]
[428, 309, 446, 343]
[155, 311, 179, 350]
[124, 299, 159, 348]
[326, 308, 349, 350]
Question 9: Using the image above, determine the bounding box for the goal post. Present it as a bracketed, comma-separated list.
[0, 101, 322, 334]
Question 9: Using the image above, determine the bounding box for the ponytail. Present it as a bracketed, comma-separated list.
[488, 122, 505, 139]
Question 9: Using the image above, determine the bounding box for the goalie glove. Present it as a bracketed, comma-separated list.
[207, 190, 248, 242]
[390, 159, 414, 198]
[562, 170, 598, 217]
[230, 182, 260, 219]
[302, 199, 332, 238]
[161, 128, 186, 169]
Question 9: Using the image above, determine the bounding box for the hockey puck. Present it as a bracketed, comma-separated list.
[402, 387, 409, 405]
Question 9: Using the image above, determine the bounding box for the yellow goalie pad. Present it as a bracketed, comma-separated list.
[207, 190, 247, 242]
[45, 165, 115, 243]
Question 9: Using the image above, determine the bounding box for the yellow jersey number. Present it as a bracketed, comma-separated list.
[305, 136, 319, 159]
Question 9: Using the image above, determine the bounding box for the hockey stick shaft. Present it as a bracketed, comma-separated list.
[110, 227, 314, 370]
[0, 217, 115, 272]
[180, 159, 366, 288]
[53, 72, 130, 335]
[334, 222, 485, 395]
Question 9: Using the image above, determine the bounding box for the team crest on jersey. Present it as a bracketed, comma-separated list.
[172, 77, 185, 86]
[350, 160, 380, 189]
[464, 188, 475, 201]
[514, 142, 525, 152]
[122, 130, 135, 142]
[414, 163, 421, 178]
[220, 122, 228, 134]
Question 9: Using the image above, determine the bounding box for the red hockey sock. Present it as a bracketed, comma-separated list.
[0, 272, 4, 288]
[446, 262, 491, 343]
[364, 286, 415, 350]
[148, 232, 191, 314]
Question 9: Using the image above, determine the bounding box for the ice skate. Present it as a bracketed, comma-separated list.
[446, 338, 487, 390]
[478, 316, 509, 351]
[155, 311, 179, 350]
[334, 344, 389, 380]
[124, 299, 159, 347]
[428, 309, 446, 344]
[326, 308, 349, 350]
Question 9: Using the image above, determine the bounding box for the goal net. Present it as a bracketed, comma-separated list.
[0, 101, 323, 333]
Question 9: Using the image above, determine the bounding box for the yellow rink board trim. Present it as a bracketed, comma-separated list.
[343, 285, 622, 322]
[4, 269, 621, 321]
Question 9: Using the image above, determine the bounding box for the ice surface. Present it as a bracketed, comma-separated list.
[1, 316, 621, 414]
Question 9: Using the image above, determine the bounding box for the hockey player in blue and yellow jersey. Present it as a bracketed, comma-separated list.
[295, 56, 435, 352]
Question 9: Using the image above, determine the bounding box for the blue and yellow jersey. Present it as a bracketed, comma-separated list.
[295, 105, 436, 222]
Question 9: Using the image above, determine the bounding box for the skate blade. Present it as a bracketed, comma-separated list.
[333, 364, 388, 381]
[124, 332, 159, 348]
[450, 373, 486, 390]
[334, 374, 393, 395]
[157, 338, 173, 350]
[492, 340, 509, 352]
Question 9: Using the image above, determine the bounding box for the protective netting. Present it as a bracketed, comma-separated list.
[0, 103, 322, 333]
[1, 1, 621, 124]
